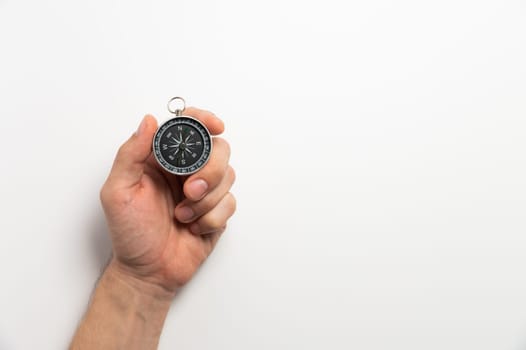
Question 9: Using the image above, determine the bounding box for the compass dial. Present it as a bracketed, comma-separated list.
[153, 117, 212, 175]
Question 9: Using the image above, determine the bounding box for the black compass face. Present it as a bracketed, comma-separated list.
[153, 117, 212, 175]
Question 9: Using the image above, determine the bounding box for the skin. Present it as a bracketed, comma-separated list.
[70, 107, 236, 349]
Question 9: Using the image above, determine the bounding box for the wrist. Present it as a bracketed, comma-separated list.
[70, 258, 173, 349]
[105, 257, 177, 303]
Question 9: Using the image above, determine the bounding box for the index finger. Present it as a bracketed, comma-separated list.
[184, 107, 225, 136]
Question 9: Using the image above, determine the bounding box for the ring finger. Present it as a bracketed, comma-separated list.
[189, 192, 237, 235]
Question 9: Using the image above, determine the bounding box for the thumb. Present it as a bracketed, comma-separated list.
[107, 114, 158, 188]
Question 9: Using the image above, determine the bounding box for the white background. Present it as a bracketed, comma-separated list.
[0, 1, 525, 349]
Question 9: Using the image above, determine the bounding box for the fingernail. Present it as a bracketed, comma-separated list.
[136, 116, 147, 136]
[176, 206, 194, 222]
[190, 223, 200, 234]
[186, 179, 208, 200]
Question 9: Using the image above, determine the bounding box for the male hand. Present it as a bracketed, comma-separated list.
[100, 108, 236, 297]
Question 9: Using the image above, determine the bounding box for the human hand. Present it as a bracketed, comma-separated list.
[99, 108, 236, 298]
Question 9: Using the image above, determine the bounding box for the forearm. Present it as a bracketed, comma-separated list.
[70, 259, 173, 350]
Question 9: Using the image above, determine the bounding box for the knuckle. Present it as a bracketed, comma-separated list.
[204, 214, 225, 231]
[214, 137, 231, 158]
[205, 164, 226, 185]
[116, 136, 138, 159]
[226, 192, 237, 214]
[117, 140, 130, 156]
[99, 184, 108, 204]
[99, 183, 132, 207]
[204, 139, 231, 183]
[228, 166, 236, 185]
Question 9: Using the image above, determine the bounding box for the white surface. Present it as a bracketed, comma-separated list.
[1, 1, 526, 349]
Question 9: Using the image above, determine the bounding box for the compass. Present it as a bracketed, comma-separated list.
[152, 97, 212, 175]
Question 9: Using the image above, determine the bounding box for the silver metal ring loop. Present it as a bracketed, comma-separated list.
[167, 96, 186, 116]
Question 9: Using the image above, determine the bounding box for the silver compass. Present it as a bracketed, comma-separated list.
[152, 97, 212, 175]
